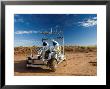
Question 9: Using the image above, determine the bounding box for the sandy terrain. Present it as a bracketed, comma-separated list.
[14, 50, 97, 76]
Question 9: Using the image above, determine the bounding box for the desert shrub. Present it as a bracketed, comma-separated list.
[14, 46, 38, 55]
[14, 45, 97, 55]
[64, 45, 97, 53]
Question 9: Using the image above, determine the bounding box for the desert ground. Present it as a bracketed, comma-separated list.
[14, 46, 97, 76]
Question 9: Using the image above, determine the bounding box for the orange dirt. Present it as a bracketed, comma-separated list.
[14, 50, 97, 76]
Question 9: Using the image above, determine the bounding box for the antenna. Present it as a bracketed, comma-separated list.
[51, 28, 52, 34]
[39, 27, 64, 54]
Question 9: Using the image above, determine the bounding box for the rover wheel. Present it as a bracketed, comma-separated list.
[26, 57, 32, 68]
[48, 59, 57, 72]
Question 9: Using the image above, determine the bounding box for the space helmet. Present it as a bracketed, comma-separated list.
[52, 40, 57, 46]
[43, 41, 48, 46]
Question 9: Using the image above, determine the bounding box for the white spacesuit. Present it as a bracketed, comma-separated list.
[41, 41, 49, 61]
[48, 40, 60, 60]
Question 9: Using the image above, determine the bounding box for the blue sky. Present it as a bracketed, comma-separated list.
[14, 14, 97, 47]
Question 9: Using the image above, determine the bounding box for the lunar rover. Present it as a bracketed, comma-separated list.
[26, 28, 66, 72]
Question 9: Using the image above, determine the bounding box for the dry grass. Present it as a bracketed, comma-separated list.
[14, 45, 97, 55]
[14, 45, 97, 76]
[14, 46, 38, 55]
[64, 45, 97, 53]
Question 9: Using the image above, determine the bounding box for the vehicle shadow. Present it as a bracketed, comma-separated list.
[14, 60, 52, 74]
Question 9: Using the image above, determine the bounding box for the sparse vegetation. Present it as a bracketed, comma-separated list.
[14, 45, 97, 55]
[64, 45, 96, 52]
[14, 45, 97, 76]
[14, 46, 39, 55]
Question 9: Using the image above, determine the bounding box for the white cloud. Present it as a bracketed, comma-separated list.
[14, 18, 24, 23]
[15, 31, 38, 34]
[14, 14, 24, 23]
[33, 31, 38, 33]
[16, 40, 40, 43]
[15, 31, 32, 34]
[79, 17, 97, 27]
[14, 39, 41, 47]
[93, 17, 97, 20]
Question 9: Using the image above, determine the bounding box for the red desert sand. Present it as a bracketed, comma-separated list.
[14, 46, 97, 76]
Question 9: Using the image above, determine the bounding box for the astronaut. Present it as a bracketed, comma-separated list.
[48, 40, 60, 60]
[41, 41, 49, 61]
